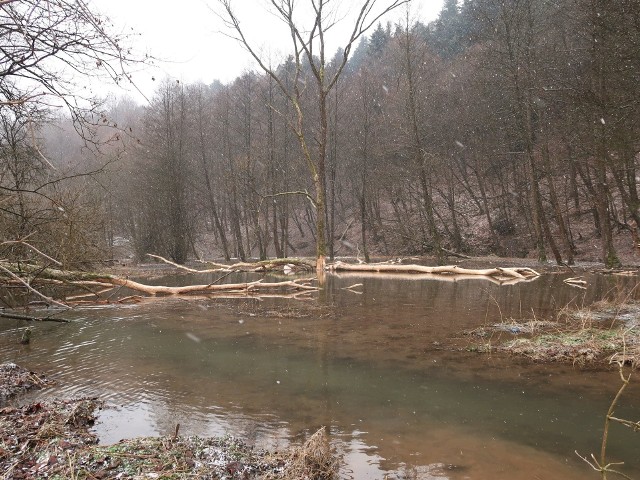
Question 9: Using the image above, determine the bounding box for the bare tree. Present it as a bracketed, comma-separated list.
[218, 0, 407, 272]
[0, 0, 144, 117]
[0, 0, 146, 270]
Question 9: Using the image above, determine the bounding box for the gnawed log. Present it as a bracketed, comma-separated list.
[148, 254, 315, 273]
[331, 271, 536, 286]
[197, 257, 316, 272]
[88, 277, 318, 296]
[328, 261, 540, 282]
[0, 262, 318, 299]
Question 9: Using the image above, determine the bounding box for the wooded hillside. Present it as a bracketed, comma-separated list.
[2, 0, 639, 268]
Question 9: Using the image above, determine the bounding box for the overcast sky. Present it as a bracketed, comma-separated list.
[96, 0, 444, 103]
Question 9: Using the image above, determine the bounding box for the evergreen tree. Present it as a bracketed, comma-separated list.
[428, 0, 479, 58]
[368, 22, 391, 57]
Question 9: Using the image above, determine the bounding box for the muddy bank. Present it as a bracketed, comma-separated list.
[0, 363, 337, 479]
[0, 396, 336, 479]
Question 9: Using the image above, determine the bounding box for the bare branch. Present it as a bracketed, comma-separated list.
[0, 240, 63, 266]
[258, 190, 317, 212]
[0, 263, 69, 309]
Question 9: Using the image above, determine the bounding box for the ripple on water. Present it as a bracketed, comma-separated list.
[2, 277, 640, 480]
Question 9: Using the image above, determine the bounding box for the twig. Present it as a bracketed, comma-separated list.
[66, 452, 77, 480]
[564, 277, 587, 288]
[116, 295, 144, 304]
[3, 459, 20, 480]
[257, 190, 316, 212]
[211, 270, 235, 285]
[608, 416, 640, 431]
[342, 283, 364, 294]
[66, 287, 115, 301]
[600, 364, 632, 472]
[576, 451, 633, 480]
[577, 334, 636, 480]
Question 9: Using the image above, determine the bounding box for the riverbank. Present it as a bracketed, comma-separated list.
[464, 299, 639, 365]
[0, 363, 51, 404]
[0, 367, 336, 480]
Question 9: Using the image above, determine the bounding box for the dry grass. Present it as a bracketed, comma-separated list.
[465, 300, 640, 365]
[278, 427, 338, 480]
[501, 326, 638, 364]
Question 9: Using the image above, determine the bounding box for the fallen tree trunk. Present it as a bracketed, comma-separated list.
[198, 257, 315, 272]
[147, 254, 315, 273]
[331, 271, 536, 286]
[327, 261, 540, 281]
[0, 262, 318, 304]
[87, 277, 318, 296]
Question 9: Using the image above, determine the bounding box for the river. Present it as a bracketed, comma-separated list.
[1, 270, 638, 479]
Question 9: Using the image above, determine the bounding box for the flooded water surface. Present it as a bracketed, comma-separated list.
[1, 271, 639, 479]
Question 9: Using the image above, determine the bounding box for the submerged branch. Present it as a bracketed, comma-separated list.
[0, 312, 69, 323]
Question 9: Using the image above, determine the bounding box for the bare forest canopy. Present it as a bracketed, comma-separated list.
[1, 0, 639, 272]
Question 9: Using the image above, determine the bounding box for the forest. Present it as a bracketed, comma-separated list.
[1, 0, 639, 270]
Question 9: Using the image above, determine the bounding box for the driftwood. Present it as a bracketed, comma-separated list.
[0, 262, 319, 306]
[0, 256, 541, 308]
[328, 261, 540, 282]
[564, 276, 587, 289]
[86, 276, 318, 296]
[148, 254, 315, 273]
[197, 257, 315, 272]
[331, 271, 537, 286]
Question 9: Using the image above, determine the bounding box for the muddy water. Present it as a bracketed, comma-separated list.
[1, 271, 639, 479]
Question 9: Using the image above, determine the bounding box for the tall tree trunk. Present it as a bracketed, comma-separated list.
[591, 0, 620, 267]
[403, 19, 443, 262]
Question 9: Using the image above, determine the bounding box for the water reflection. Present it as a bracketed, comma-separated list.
[1, 272, 638, 479]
